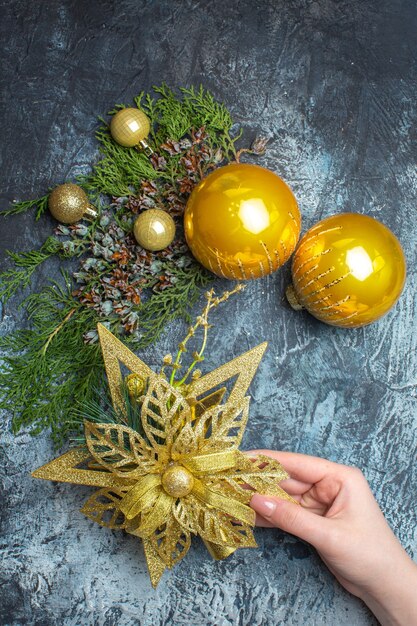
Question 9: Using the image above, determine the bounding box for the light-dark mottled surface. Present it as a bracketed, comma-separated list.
[1, 1, 416, 625]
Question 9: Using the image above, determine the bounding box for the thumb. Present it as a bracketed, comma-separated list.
[251, 494, 329, 550]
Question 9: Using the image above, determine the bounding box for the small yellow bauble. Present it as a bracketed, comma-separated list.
[110, 108, 151, 148]
[133, 209, 176, 251]
[162, 465, 194, 498]
[288, 213, 406, 327]
[48, 183, 97, 224]
[125, 373, 145, 399]
[184, 163, 301, 279]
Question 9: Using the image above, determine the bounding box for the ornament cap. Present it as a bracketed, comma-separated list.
[84, 205, 98, 219]
[138, 139, 154, 156]
[286, 284, 304, 311]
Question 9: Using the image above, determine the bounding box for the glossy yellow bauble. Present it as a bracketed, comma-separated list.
[48, 183, 97, 224]
[162, 465, 194, 498]
[133, 209, 176, 251]
[110, 107, 151, 148]
[184, 163, 301, 279]
[288, 213, 406, 327]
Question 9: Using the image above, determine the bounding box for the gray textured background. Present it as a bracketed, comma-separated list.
[1, 1, 416, 625]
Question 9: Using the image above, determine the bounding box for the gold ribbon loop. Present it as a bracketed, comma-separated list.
[192, 478, 255, 526]
[126, 485, 162, 521]
[133, 491, 173, 538]
[119, 474, 161, 519]
[183, 450, 237, 474]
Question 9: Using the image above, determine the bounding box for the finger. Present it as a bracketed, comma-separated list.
[279, 478, 312, 495]
[300, 492, 329, 516]
[250, 493, 330, 550]
[255, 495, 303, 527]
[255, 512, 276, 527]
[245, 450, 340, 484]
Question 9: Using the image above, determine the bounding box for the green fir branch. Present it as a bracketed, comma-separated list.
[179, 85, 241, 158]
[0, 85, 247, 443]
[0, 276, 104, 445]
[84, 84, 240, 195]
[131, 263, 213, 349]
[86, 122, 158, 196]
[180, 85, 234, 131]
[0, 237, 62, 304]
[152, 84, 194, 141]
[2, 193, 49, 220]
[134, 92, 158, 143]
[0, 264, 211, 443]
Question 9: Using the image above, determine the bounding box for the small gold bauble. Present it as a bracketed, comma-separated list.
[184, 163, 301, 279]
[110, 108, 151, 148]
[162, 465, 194, 498]
[289, 213, 406, 328]
[48, 183, 97, 224]
[133, 209, 176, 251]
[125, 373, 145, 399]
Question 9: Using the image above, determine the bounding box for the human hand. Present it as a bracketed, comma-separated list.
[249, 451, 417, 626]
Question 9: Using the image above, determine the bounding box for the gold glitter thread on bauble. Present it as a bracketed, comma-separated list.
[287, 213, 406, 328]
[184, 163, 301, 280]
[133, 209, 176, 252]
[110, 107, 153, 155]
[48, 183, 98, 224]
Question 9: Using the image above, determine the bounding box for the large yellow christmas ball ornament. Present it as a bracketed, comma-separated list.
[110, 107, 151, 148]
[288, 213, 406, 328]
[133, 209, 176, 251]
[184, 163, 301, 279]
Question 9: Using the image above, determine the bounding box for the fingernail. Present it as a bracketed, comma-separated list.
[250, 494, 277, 519]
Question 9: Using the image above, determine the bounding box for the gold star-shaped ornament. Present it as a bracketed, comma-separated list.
[33, 324, 294, 587]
